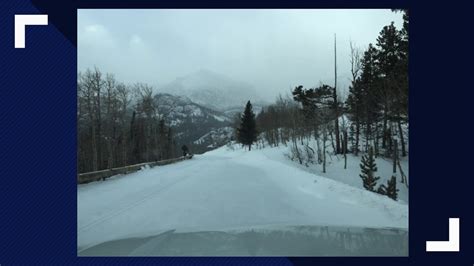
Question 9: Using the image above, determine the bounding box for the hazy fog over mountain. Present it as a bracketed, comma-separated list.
[160, 69, 262, 111]
[78, 9, 403, 102]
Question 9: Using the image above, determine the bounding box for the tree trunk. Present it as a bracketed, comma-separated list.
[315, 137, 321, 164]
[323, 129, 327, 173]
[365, 123, 371, 153]
[355, 119, 360, 156]
[323, 141, 326, 173]
[333, 34, 341, 154]
[107, 139, 114, 169]
[334, 117, 340, 154]
[398, 161, 408, 188]
[343, 131, 348, 169]
[382, 106, 388, 149]
[96, 95, 102, 170]
[122, 134, 127, 166]
[374, 125, 379, 157]
[330, 132, 336, 154]
[387, 125, 393, 156]
[90, 125, 98, 171]
[393, 139, 398, 174]
[397, 119, 407, 157]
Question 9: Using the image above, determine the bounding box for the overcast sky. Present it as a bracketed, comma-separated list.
[78, 9, 404, 100]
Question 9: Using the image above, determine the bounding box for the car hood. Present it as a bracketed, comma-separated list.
[78, 225, 408, 256]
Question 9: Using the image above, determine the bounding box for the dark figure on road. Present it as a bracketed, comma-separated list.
[181, 145, 189, 157]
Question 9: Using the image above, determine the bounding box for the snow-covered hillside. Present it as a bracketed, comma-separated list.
[154, 93, 231, 126]
[78, 143, 408, 251]
[153, 93, 234, 153]
[193, 126, 234, 148]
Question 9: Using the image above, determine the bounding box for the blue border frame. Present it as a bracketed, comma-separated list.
[1, 0, 473, 265]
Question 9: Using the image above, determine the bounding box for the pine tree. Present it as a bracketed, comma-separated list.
[359, 147, 380, 191]
[237, 101, 258, 151]
[158, 119, 167, 160]
[346, 79, 363, 155]
[377, 184, 387, 195]
[385, 176, 399, 200]
[346, 44, 382, 153]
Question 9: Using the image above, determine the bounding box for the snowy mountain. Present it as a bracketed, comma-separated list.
[154, 93, 231, 126]
[160, 69, 263, 111]
[153, 93, 234, 153]
[193, 126, 234, 149]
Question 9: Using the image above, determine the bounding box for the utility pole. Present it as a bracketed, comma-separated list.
[334, 33, 337, 94]
[334, 33, 341, 154]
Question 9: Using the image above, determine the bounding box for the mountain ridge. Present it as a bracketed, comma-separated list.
[159, 69, 264, 111]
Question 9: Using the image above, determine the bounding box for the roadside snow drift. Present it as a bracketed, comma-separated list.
[78, 144, 408, 251]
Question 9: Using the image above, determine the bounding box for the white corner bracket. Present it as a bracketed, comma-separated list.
[426, 218, 460, 252]
[14, 14, 48, 48]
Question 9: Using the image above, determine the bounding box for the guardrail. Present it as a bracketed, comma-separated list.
[77, 154, 194, 184]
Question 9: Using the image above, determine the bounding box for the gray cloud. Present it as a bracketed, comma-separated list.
[78, 9, 404, 101]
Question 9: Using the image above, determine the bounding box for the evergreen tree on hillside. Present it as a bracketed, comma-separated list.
[346, 78, 363, 154]
[359, 147, 380, 191]
[376, 22, 402, 76]
[237, 101, 257, 151]
[345, 42, 362, 155]
[385, 176, 399, 200]
[376, 22, 406, 153]
[346, 44, 382, 154]
[377, 184, 387, 195]
[158, 119, 167, 160]
[292, 84, 334, 127]
[360, 44, 382, 151]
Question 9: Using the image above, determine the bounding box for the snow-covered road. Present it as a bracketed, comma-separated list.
[78, 145, 408, 250]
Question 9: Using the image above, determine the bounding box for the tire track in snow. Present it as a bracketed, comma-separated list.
[78, 158, 209, 233]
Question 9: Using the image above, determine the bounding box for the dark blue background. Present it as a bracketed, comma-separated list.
[0, 0, 471, 265]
